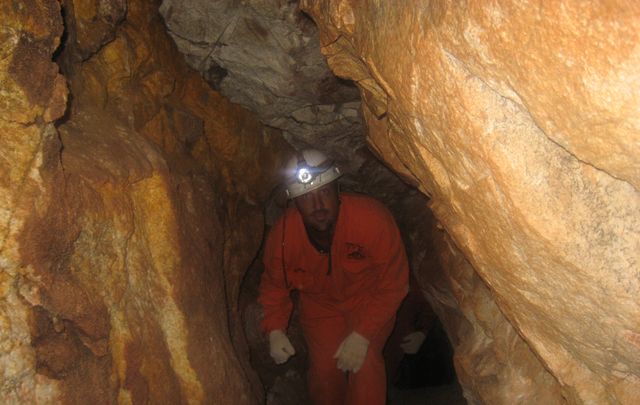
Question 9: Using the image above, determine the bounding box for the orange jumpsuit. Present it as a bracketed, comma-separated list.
[259, 193, 409, 405]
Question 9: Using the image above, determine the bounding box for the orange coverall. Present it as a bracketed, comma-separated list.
[258, 193, 409, 405]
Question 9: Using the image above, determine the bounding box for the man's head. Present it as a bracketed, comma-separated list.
[294, 182, 339, 232]
[284, 149, 342, 232]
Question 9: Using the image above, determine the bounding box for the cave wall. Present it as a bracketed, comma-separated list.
[301, 1, 640, 404]
[159, 0, 364, 164]
[1, 0, 67, 401]
[398, 194, 562, 404]
[4, 0, 639, 403]
[1, 0, 291, 403]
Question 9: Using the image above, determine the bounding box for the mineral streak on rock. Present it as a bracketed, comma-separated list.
[2, 0, 290, 403]
[1, 0, 67, 402]
[302, 0, 640, 403]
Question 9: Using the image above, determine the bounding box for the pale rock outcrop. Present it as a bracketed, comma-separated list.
[159, 0, 364, 163]
[302, 1, 640, 403]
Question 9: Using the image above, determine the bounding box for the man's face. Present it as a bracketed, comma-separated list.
[294, 182, 340, 233]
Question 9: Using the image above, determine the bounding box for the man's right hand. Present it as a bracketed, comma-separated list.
[269, 329, 296, 364]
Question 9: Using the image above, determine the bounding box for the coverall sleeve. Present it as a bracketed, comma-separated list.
[353, 209, 409, 341]
[257, 218, 293, 334]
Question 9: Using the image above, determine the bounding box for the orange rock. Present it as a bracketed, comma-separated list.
[2, 0, 288, 404]
[302, 1, 640, 403]
[1, 1, 67, 401]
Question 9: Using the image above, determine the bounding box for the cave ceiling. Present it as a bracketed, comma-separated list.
[160, 0, 412, 204]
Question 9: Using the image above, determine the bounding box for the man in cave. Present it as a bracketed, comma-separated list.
[258, 149, 409, 405]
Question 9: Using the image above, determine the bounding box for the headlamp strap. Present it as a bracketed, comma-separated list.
[296, 151, 307, 170]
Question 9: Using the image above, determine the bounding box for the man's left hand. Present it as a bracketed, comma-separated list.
[400, 331, 426, 354]
[333, 332, 369, 373]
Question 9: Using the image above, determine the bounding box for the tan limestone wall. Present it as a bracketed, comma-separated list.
[302, 1, 640, 403]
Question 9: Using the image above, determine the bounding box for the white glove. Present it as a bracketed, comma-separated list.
[333, 332, 369, 373]
[269, 329, 296, 364]
[400, 331, 426, 354]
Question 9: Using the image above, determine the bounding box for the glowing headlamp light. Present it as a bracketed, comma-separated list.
[285, 151, 341, 199]
[296, 167, 313, 184]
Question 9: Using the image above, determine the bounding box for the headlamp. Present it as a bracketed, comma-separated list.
[297, 167, 313, 184]
[285, 150, 342, 198]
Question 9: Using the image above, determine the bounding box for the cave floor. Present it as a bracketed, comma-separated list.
[388, 383, 467, 405]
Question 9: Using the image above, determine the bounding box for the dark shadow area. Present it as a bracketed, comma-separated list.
[391, 319, 456, 389]
[383, 269, 465, 404]
[386, 318, 466, 405]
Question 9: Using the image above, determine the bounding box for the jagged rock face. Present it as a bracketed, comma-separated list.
[61, 0, 127, 61]
[397, 195, 562, 404]
[1, 1, 67, 402]
[159, 0, 364, 163]
[5, 1, 638, 404]
[1, 0, 291, 403]
[302, 1, 640, 403]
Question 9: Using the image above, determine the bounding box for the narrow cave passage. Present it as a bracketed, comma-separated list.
[238, 179, 467, 404]
[2, 1, 639, 405]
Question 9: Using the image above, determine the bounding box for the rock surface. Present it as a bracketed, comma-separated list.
[61, 0, 127, 61]
[159, 0, 364, 164]
[0, 1, 67, 402]
[302, 1, 640, 403]
[5, 0, 640, 403]
[158, 0, 419, 218]
[397, 194, 562, 404]
[242, 259, 310, 405]
[1, 0, 291, 403]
